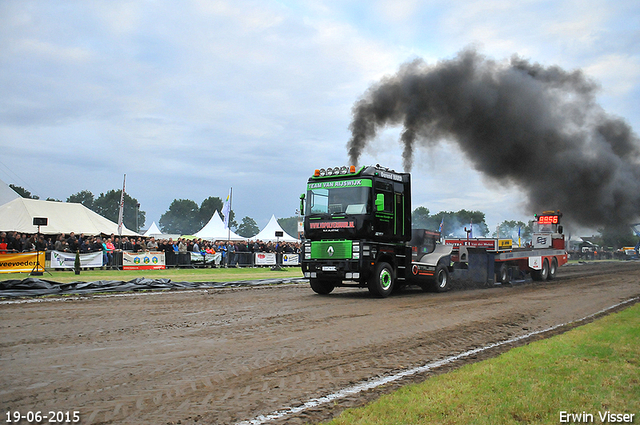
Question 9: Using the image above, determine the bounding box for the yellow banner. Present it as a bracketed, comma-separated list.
[0, 252, 46, 273]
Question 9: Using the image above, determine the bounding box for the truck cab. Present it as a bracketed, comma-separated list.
[300, 165, 412, 297]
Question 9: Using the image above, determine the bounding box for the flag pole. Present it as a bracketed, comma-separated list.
[227, 187, 232, 243]
[118, 174, 126, 239]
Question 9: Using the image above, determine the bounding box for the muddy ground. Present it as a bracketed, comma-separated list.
[1, 261, 639, 425]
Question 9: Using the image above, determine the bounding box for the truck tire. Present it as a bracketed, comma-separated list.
[310, 278, 335, 295]
[497, 263, 510, 284]
[431, 264, 451, 292]
[367, 262, 394, 298]
[548, 258, 558, 280]
[532, 259, 549, 281]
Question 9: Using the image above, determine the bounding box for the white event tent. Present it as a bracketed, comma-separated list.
[0, 178, 21, 206]
[143, 221, 162, 236]
[143, 221, 180, 240]
[194, 210, 245, 241]
[0, 197, 139, 236]
[253, 215, 299, 242]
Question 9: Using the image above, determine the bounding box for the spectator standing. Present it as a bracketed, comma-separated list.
[146, 237, 158, 251]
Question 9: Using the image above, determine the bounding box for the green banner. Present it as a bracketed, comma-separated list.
[307, 179, 372, 190]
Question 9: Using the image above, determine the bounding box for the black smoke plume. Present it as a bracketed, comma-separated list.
[347, 48, 640, 229]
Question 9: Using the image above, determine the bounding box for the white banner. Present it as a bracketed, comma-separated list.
[51, 250, 103, 269]
[123, 251, 165, 270]
[255, 252, 276, 266]
[282, 253, 299, 266]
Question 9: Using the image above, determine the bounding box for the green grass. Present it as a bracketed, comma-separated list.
[0, 267, 303, 284]
[325, 303, 640, 425]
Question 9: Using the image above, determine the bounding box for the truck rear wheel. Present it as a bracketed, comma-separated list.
[310, 278, 335, 295]
[548, 258, 558, 280]
[368, 262, 394, 298]
[532, 259, 549, 281]
[497, 263, 510, 284]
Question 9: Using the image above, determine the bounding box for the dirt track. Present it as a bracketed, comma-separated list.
[2, 262, 640, 425]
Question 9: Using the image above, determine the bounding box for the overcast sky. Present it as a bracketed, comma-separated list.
[1, 0, 638, 233]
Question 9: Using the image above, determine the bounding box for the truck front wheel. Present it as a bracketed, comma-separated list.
[310, 278, 335, 295]
[432, 264, 451, 292]
[368, 262, 394, 298]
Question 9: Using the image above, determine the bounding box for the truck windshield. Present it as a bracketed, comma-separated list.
[306, 185, 370, 216]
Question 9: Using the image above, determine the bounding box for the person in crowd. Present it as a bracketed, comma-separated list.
[66, 232, 79, 252]
[54, 235, 67, 251]
[146, 237, 158, 251]
[105, 238, 115, 266]
[0, 232, 8, 253]
[24, 236, 36, 252]
[92, 237, 104, 253]
[132, 238, 145, 252]
[122, 237, 133, 251]
[35, 234, 47, 251]
[10, 233, 22, 252]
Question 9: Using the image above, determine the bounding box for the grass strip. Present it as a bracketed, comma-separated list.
[0, 267, 303, 284]
[325, 303, 640, 425]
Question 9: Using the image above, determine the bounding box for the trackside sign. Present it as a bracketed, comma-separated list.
[0, 252, 45, 273]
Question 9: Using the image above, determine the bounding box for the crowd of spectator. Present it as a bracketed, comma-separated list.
[0, 230, 301, 268]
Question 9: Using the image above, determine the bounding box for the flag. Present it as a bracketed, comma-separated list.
[117, 174, 126, 236]
[438, 216, 444, 233]
[518, 226, 521, 247]
[221, 188, 231, 229]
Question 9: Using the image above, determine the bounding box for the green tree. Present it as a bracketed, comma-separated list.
[410, 207, 488, 236]
[411, 206, 431, 228]
[199, 196, 223, 228]
[492, 220, 531, 243]
[159, 199, 200, 235]
[277, 216, 301, 238]
[67, 190, 95, 210]
[9, 184, 39, 199]
[93, 190, 146, 232]
[236, 216, 260, 238]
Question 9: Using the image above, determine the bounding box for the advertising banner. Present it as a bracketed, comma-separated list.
[190, 251, 222, 265]
[0, 252, 45, 274]
[50, 250, 103, 269]
[123, 251, 165, 270]
[282, 253, 300, 266]
[255, 252, 276, 266]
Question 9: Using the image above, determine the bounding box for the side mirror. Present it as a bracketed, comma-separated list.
[299, 193, 305, 215]
[375, 193, 384, 212]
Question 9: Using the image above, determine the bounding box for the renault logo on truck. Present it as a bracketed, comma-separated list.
[327, 246, 334, 256]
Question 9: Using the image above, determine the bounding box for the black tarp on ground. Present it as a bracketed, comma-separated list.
[0, 277, 308, 298]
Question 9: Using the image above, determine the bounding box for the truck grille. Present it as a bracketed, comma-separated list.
[311, 241, 353, 259]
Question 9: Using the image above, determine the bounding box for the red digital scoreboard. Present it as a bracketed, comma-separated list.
[537, 215, 559, 224]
